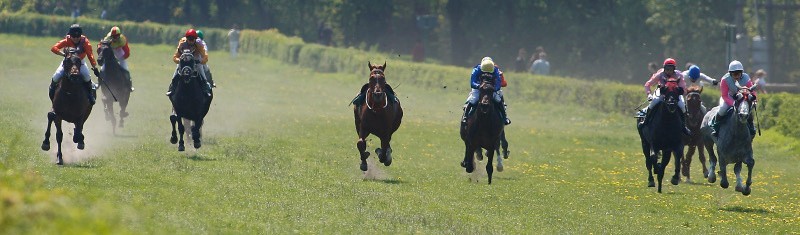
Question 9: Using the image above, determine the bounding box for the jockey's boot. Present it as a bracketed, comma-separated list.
[124, 70, 134, 92]
[48, 81, 57, 100]
[461, 103, 475, 126]
[710, 113, 722, 138]
[501, 102, 511, 125]
[679, 110, 691, 136]
[203, 81, 212, 97]
[206, 70, 216, 88]
[351, 92, 365, 106]
[83, 81, 96, 105]
[165, 75, 177, 96]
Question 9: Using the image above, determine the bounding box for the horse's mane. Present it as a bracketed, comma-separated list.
[686, 85, 702, 94]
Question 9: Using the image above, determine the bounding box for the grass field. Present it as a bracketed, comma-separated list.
[1, 33, 798, 234]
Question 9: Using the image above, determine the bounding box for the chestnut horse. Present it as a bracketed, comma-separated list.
[461, 73, 505, 184]
[354, 62, 403, 171]
[41, 47, 94, 165]
[169, 49, 213, 151]
[97, 40, 132, 132]
[681, 85, 709, 182]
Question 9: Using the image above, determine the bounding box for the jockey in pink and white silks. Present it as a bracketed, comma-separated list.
[711, 60, 757, 137]
[640, 58, 690, 135]
[461, 57, 510, 125]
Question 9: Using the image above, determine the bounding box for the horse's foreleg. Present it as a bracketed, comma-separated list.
[169, 114, 178, 144]
[683, 145, 695, 180]
[496, 148, 504, 172]
[55, 120, 64, 165]
[744, 155, 754, 195]
[705, 142, 718, 183]
[357, 133, 370, 171]
[719, 158, 729, 189]
[192, 119, 203, 149]
[42, 112, 55, 151]
[378, 135, 392, 166]
[486, 147, 496, 184]
[642, 142, 654, 187]
[734, 162, 744, 193]
[671, 147, 682, 186]
[461, 144, 475, 173]
[500, 132, 509, 159]
[74, 121, 85, 150]
[176, 116, 186, 152]
[698, 143, 708, 179]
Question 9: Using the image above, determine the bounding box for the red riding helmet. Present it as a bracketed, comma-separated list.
[663, 58, 677, 68]
[185, 29, 198, 38]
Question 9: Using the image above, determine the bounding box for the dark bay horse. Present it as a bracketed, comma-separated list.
[702, 83, 757, 195]
[41, 47, 94, 165]
[168, 49, 213, 151]
[681, 85, 709, 182]
[474, 131, 509, 172]
[354, 62, 403, 172]
[461, 73, 504, 184]
[97, 40, 132, 132]
[637, 78, 685, 193]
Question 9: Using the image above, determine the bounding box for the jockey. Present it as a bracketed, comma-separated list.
[99, 26, 134, 91]
[166, 29, 211, 97]
[711, 60, 757, 137]
[350, 66, 397, 112]
[50, 24, 98, 105]
[462, 57, 510, 125]
[682, 64, 718, 88]
[640, 58, 690, 135]
[195, 30, 215, 87]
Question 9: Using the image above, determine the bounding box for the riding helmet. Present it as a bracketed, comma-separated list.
[68, 24, 82, 37]
[728, 60, 744, 72]
[185, 29, 198, 38]
[663, 58, 677, 68]
[688, 65, 700, 80]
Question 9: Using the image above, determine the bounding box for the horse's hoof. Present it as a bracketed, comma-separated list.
[735, 185, 743, 192]
[170, 136, 178, 144]
[77, 142, 85, 150]
[497, 164, 504, 172]
[742, 186, 751, 196]
[503, 151, 509, 159]
[647, 181, 655, 187]
[120, 111, 129, 118]
[383, 156, 392, 166]
[720, 181, 729, 189]
[194, 141, 201, 149]
[56, 153, 63, 165]
[178, 144, 185, 152]
[465, 165, 474, 173]
[707, 173, 716, 183]
[360, 162, 368, 171]
[41, 142, 50, 151]
[671, 175, 680, 185]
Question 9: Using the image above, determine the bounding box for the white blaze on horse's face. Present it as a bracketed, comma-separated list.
[738, 100, 750, 123]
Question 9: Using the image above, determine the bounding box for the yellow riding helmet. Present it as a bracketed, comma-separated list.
[480, 58, 495, 73]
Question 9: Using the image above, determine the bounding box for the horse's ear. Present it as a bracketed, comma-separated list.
[382, 61, 387, 70]
[368, 61, 373, 70]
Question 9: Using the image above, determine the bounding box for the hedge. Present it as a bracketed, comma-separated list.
[2, 12, 797, 139]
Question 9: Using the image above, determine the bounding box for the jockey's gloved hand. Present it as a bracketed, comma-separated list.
[736, 93, 744, 100]
[92, 67, 100, 77]
[712, 79, 719, 86]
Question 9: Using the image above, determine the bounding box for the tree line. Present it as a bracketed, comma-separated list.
[3, 0, 798, 83]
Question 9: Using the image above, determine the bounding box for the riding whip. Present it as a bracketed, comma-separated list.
[94, 68, 118, 102]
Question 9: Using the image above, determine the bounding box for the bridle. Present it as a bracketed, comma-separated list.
[365, 68, 388, 111]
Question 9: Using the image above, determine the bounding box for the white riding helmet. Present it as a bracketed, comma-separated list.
[728, 60, 744, 72]
[480, 57, 494, 73]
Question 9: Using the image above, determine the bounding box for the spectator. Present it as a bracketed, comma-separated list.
[71, 3, 80, 19]
[514, 48, 528, 72]
[317, 22, 333, 46]
[411, 39, 424, 62]
[227, 24, 240, 58]
[100, 9, 107, 20]
[53, 1, 67, 16]
[529, 52, 550, 75]
[528, 46, 545, 68]
[648, 62, 659, 75]
[753, 69, 768, 94]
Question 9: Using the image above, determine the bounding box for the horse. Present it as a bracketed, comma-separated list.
[681, 85, 709, 182]
[168, 49, 213, 151]
[474, 130, 509, 172]
[637, 78, 685, 193]
[702, 82, 757, 195]
[461, 73, 505, 184]
[41, 47, 94, 165]
[354, 62, 403, 171]
[97, 40, 132, 132]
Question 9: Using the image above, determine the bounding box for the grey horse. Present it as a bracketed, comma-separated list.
[700, 88, 756, 195]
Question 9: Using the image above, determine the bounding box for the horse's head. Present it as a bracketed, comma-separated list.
[97, 40, 114, 64]
[733, 82, 756, 124]
[477, 72, 496, 113]
[685, 85, 703, 110]
[366, 61, 388, 111]
[178, 49, 198, 83]
[660, 78, 683, 113]
[61, 47, 82, 82]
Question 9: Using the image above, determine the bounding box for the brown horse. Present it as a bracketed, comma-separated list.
[461, 73, 505, 184]
[354, 62, 403, 171]
[41, 47, 94, 165]
[97, 40, 132, 133]
[681, 85, 709, 182]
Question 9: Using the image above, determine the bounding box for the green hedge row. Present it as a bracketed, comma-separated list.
[2, 12, 796, 138]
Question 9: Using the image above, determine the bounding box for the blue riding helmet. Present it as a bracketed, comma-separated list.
[688, 65, 700, 81]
